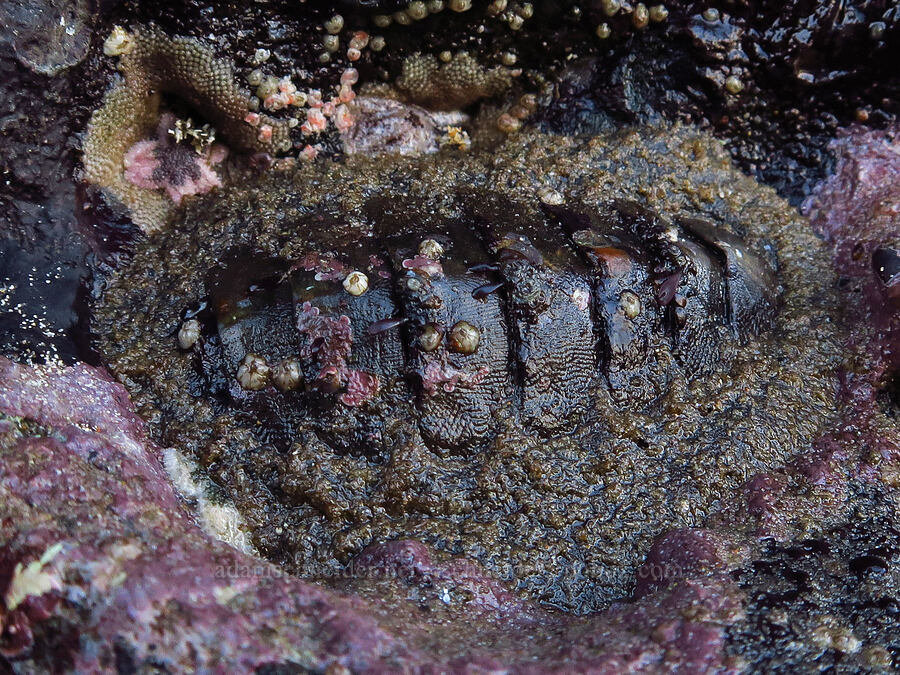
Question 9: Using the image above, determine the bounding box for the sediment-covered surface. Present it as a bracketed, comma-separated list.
[2, 350, 896, 672]
[0, 355, 745, 671]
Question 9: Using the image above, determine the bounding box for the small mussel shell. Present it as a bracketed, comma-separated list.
[472, 281, 504, 301]
[495, 234, 544, 266]
[418, 322, 443, 352]
[447, 320, 480, 354]
[368, 316, 407, 335]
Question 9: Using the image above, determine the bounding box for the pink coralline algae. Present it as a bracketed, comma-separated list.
[296, 302, 379, 406]
[0, 357, 425, 670]
[296, 253, 347, 281]
[421, 360, 489, 395]
[802, 124, 900, 479]
[402, 255, 444, 278]
[0, 353, 746, 671]
[297, 302, 352, 368]
[340, 369, 380, 407]
[123, 120, 224, 204]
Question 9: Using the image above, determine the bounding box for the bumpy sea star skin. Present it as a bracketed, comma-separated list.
[93, 121, 844, 614]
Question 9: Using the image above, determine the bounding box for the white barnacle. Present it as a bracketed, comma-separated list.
[177, 318, 201, 350]
[418, 238, 445, 260]
[103, 26, 134, 57]
[538, 186, 564, 205]
[343, 270, 369, 296]
[272, 358, 303, 392]
[324, 14, 345, 35]
[236, 353, 270, 390]
[620, 290, 642, 319]
[418, 323, 443, 352]
[448, 320, 480, 354]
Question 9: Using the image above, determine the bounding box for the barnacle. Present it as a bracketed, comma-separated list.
[394, 52, 515, 110]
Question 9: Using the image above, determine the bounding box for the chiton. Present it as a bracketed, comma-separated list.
[93, 127, 842, 612]
[191, 195, 779, 455]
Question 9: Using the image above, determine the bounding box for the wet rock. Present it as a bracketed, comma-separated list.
[0, 14, 105, 366]
[0, 0, 93, 76]
[0, 355, 745, 671]
[803, 125, 900, 429]
[726, 505, 900, 671]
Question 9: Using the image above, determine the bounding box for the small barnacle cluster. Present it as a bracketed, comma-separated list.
[244, 65, 361, 158]
[235, 353, 304, 393]
[496, 92, 538, 134]
[371, 1, 468, 30]
[318, 21, 374, 64]
[486, 0, 534, 31]
[394, 52, 516, 110]
[593, 1, 669, 39]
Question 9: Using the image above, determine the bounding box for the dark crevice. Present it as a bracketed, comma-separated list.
[678, 218, 733, 332]
[876, 372, 900, 418]
[379, 242, 419, 405]
[540, 203, 612, 387]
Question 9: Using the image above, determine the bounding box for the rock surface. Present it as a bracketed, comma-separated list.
[0, 355, 746, 672]
[1, 1, 899, 671]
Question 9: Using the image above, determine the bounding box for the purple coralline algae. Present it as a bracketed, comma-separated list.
[421, 360, 489, 395]
[803, 125, 900, 475]
[0, 355, 746, 671]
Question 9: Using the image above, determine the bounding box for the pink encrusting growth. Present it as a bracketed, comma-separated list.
[123, 119, 224, 204]
[296, 253, 346, 281]
[299, 144, 319, 162]
[296, 302, 352, 369]
[402, 255, 444, 278]
[341, 370, 380, 406]
[421, 360, 489, 395]
[296, 301, 379, 407]
[292, 69, 358, 138]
